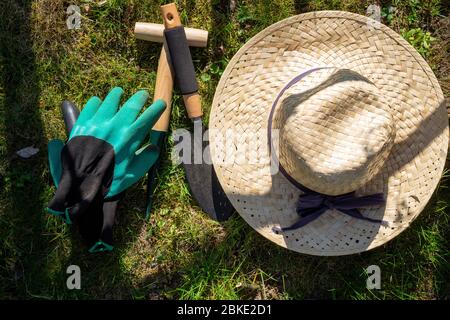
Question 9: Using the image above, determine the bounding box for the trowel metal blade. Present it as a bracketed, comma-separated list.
[181, 120, 234, 221]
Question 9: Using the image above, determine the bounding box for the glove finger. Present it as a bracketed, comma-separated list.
[71, 96, 101, 135]
[112, 89, 150, 126]
[78, 196, 120, 253]
[92, 87, 124, 122]
[106, 145, 159, 197]
[117, 99, 166, 155]
[99, 198, 119, 247]
[76, 194, 104, 244]
[47, 172, 73, 213]
[129, 99, 166, 138]
[48, 139, 64, 187]
[67, 175, 104, 222]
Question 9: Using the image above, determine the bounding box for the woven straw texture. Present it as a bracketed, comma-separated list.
[273, 67, 396, 195]
[209, 11, 449, 256]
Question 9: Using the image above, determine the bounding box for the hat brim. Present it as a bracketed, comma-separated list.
[209, 11, 448, 256]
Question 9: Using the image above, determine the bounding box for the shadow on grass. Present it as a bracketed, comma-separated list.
[0, 0, 140, 299]
[0, 0, 52, 298]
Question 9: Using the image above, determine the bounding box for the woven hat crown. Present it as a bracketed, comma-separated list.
[273, 68, 396, 195]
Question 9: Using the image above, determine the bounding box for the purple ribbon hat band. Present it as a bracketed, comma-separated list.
[267, 67, 386, 233]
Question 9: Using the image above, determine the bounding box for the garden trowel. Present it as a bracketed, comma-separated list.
[161, 3, 234, 221]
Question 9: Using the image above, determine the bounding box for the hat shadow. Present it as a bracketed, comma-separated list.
[263, 69, 448, 255]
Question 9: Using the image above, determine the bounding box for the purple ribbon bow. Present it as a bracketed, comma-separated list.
[272, 192, 386, 233]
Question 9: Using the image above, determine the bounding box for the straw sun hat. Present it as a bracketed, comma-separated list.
[209, 11, 449, 256]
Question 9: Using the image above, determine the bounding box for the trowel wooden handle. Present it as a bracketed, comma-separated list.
[161, 3, 202, 119]
[161, 3, 182, 29]
[152, 46, 174, 132]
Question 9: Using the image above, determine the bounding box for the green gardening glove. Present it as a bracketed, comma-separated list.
[47, 87, 166, 226]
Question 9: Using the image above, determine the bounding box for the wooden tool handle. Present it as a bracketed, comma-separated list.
[152, 46, 174, 132]
[161, 3, 202, 119]
[161, 3, 182, 29]
[134, 22, 208, 48]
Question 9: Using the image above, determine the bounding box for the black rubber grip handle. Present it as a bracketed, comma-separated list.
[164, 26, 198, 95]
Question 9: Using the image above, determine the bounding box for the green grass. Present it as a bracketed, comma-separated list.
[0, 0, 449, 299]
